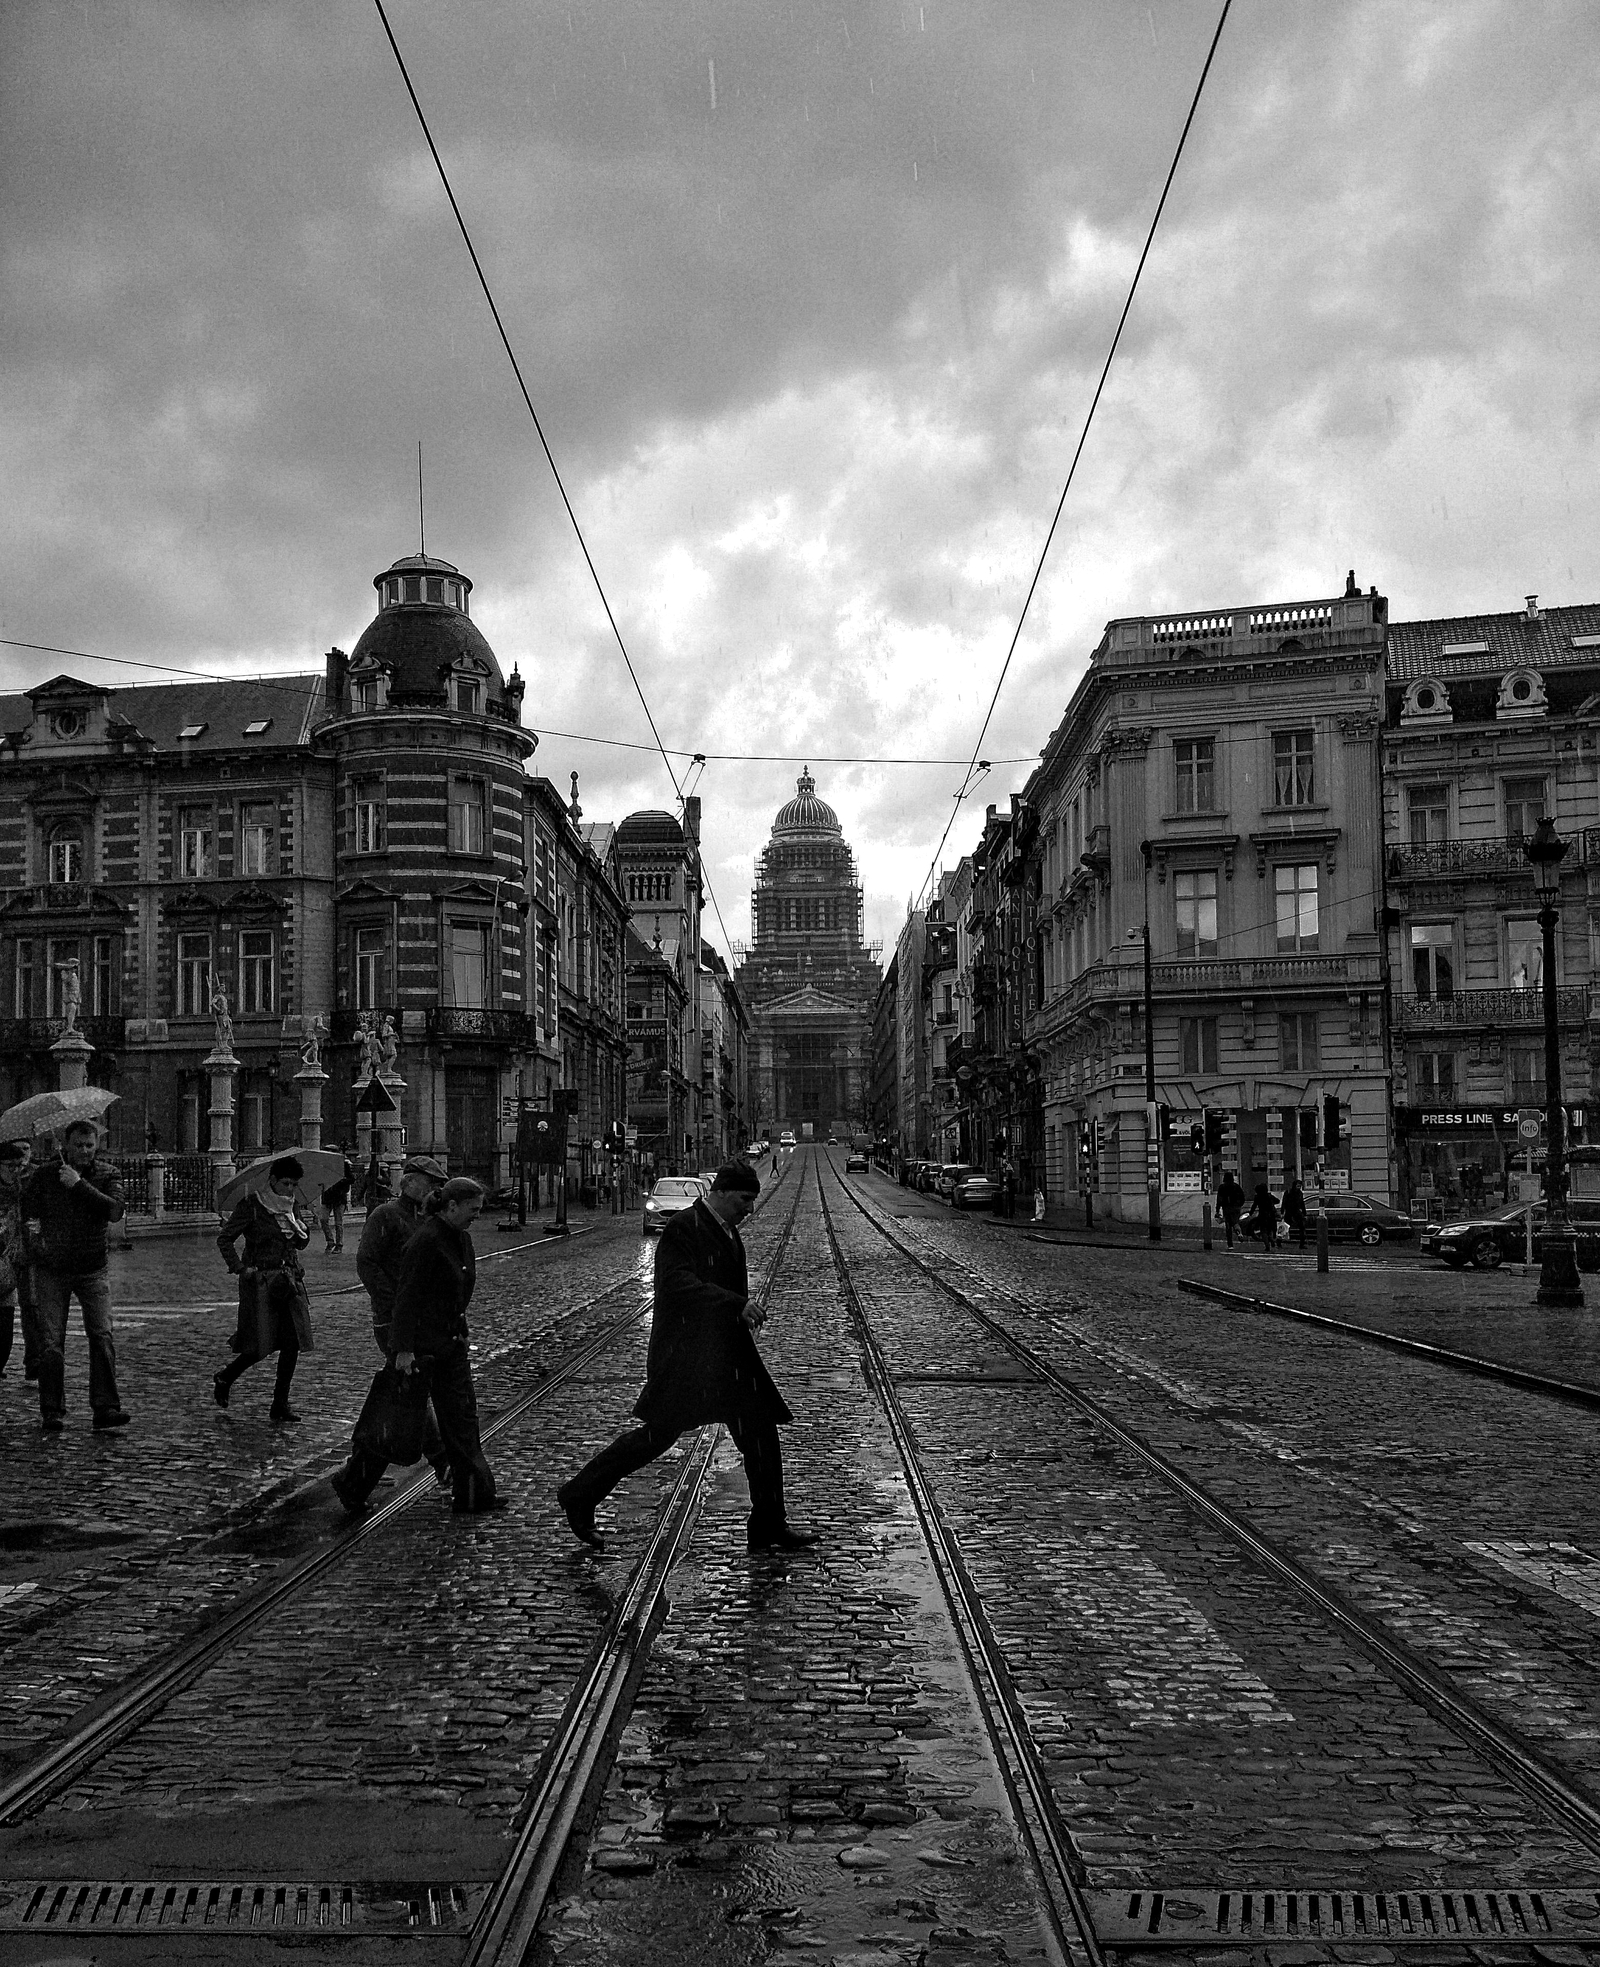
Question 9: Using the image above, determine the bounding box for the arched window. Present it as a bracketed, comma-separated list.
[47, 822, 83, 885]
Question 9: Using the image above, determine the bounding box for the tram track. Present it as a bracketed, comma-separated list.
[1176, 1275, 1600, 1411]
[818, 1153, 1600, 1873]
[0, 1164, 800, 1838]
[815, 1164, 1100, 1967]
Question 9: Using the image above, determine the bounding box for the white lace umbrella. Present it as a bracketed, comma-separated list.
[0, 1086, 120, 1142]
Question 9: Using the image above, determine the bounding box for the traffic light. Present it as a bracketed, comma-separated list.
[1079, 1117, 1095, 1160]
[603, 1120, 626, 1154]
[1188, 1119, 1206, 1155]
[1204, 1109, 1223, 1154]
[1323, 1095, 1342, 1149]
[1158, 1105, 1173, 1143]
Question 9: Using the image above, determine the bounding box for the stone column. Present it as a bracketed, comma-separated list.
[379, 1070, 407, 1192]
[51, 1026, 94, 1094]
[295, 1060, 328, 1152]
[145, 1152, 167, 1222]
[205, 1040, 241, 1193]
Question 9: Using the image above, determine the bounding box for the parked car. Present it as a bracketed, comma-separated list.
[952, 1170, 998, 1211]
[642, 1174, 708, 1237]
[1300, 1192, 1414, 1245]
[935, 1164, 971, 1202]
[916, 1162, 939, 1193]
[1422, 1199, 1600, 1271]
[845, 1151, 869, 1173]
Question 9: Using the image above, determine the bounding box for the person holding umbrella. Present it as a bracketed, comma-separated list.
[214, 1154, 314, 1422]
[21, 1119, 129, 1432]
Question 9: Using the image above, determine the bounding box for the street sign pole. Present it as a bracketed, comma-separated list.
[517, 1094, 528, 1228]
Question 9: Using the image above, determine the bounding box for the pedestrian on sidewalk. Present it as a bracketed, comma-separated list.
[1217, 1170, 1245, 1247]
[333, 1153, 452, 1494]
[0, 1140, 37, 1380]
[335, 1176, 501, 1515]
[320, 1145, 354, 1253]
[1252, 1180, 1279, 1254]
[556, 1161, 814, 1554]
[1283, 1175, 1308, 1251]
[22, 1122, 129, 1432]
[214, 1155, 314, 1423]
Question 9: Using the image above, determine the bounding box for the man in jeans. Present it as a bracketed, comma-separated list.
[22, 1121, 128, 1433]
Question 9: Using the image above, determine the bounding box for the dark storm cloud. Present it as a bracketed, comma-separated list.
[3, 2, 1599, 946]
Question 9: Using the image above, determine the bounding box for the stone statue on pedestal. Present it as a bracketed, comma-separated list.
[210, 983, 234, 1058]
[377, 1013, 399, 1077]
[299, 1015, 326, 1073]
[59, 957, 82, 1034]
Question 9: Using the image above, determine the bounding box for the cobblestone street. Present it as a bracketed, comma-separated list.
[3, 1150, 1600, 1966]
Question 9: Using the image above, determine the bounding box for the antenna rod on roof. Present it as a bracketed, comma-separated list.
[417, 440, 426, 558]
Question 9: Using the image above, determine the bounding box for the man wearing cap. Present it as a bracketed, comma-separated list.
[556, 1161, 814, 1553]
[333, 1154, 451, 1501]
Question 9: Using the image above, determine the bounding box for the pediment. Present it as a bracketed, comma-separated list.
[761, 983, 861, 1018]
[0, 882, 129, 921]
[337, 878, 392, 905]
[439, 879, 500, 904]
[26, 675, 110, 708]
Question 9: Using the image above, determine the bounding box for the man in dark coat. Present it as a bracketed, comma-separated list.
[22, 1121, 128, 1431]
[556, 1161, 814, 1552]
[1282, 1175, 1309, 1250]
[1253, 1180, 1279, 1254]
[1217, 1171, 1245, 1247]
[348, 1152, 449, 1485]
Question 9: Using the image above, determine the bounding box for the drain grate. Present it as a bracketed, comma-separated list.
[1090, 1885, 1600, 1947]
[0, 1879, 482, 1935]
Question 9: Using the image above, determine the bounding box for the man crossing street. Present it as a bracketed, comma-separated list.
[556, 1161, 814, 1553]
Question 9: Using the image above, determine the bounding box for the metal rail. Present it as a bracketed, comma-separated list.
[465, 1162, 806, 1965]
[1, 1170, 801, 1833]
[826, 1159, 1600, 1865]
[815, 1164, 1099, 1967]
[1176, 1277, 1600, 1412]
[0, 1275, 654, 1825]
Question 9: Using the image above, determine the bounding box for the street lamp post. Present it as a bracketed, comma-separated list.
[1526, 817, 1583, 1307]
[1140, 839, 1160, 1242]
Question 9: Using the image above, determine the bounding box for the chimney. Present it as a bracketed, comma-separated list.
[1344, 569, 1359, 598]
[1525, 594, 1541, 621]
[325, 646, 348, 709]
[683, 795, 701, 844]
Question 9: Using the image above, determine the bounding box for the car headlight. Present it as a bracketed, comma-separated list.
[1438, 1224, 1472, 1237]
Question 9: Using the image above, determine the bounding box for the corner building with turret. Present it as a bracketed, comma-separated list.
[0, 550, 631, 1196]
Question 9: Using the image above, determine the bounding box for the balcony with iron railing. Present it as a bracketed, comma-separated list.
[1386, 834, 1576, 881]
[1391, 987, 1590, 1031]
[1045, 950, 1378, 1024]
[425, 1006, 539, 1046]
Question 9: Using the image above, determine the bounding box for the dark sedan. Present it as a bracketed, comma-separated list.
[1422, 1200, 1600, 1271]
[1242, 1192, 1413, 1246]
[844, 1151, 869, 1173]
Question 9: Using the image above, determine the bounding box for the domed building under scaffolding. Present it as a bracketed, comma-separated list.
[734, 771, 881, 1139]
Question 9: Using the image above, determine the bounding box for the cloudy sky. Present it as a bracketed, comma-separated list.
[4, 1, 1598, 957]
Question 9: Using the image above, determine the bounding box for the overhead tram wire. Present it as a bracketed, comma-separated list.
[914, 0, 1233, 910]
[369, 0, 681, 811]
[0, 638, 1034, 767]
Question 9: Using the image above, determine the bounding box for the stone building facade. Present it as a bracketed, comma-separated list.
[1018, 583, 1392, 1224]
[0, 550, 637, 1192]
[1383, 596, 1600, 1213]
[736, 772, 880, 1140]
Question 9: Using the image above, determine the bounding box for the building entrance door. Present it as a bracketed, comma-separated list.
[446, 1068, 497, 1188]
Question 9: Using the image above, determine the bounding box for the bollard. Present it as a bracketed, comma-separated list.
[1202, 1200, 1212, 1251]
[1317, 1205, 1330, 1273]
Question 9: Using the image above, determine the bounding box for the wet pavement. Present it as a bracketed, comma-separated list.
[2, 1151, 1598, 1965]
